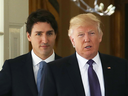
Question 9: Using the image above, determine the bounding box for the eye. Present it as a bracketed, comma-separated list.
[89, 31, 95, 35]
[91, 32, 94, 34]
[47, 30, 54, 36]
[78, 33, 84, 37]
[47, 32, 53, 36]
[36, 32, 42, 36]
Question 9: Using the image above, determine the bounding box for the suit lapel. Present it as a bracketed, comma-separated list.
[55, 53, 62, 60]
[100, 53, 115, 96]
[18, 52, 60, 96]
[66, 53, 85, 96]
[66, 53, 114, 96]
[21, 53, 60, 96]
[21, 52, 38, 96]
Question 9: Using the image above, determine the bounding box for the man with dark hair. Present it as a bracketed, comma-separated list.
[0, 9, 61, 96]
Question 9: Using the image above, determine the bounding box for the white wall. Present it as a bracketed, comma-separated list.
[9, 0, 28, 24]
[8, 0, 29, 59]
[0, 0, 4, 33]
[0, 0, 29, 70]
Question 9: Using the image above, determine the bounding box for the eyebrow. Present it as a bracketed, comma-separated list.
[35, 31, 42, 33]
[88, 30, 95, 32]
[34, 30, 54, 33]
[78, 32, 84, 34]
[47, 30, 54, 33]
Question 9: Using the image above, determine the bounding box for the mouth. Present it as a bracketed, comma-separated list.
[42, 46, 48, 47]
[85, 46, 92, 49]
[40, 45, 49, 48]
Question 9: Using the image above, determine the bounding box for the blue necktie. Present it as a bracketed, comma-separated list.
[37, 61, 46, 92]
[87, 59, 102, 96]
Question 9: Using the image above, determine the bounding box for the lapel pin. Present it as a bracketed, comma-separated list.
[107, 67, 111, 69]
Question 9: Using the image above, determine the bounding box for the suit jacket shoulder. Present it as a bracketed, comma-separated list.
[0, 52, 38, 96]
[49, 53, 75, 65]
[99, 53, 128, 96]
[44, 53, 128, 96]
[99, 53, 128, 65]
[55, 53, 62, 60]
[43, 53, 85, 96]
[5, 52, 32, 66]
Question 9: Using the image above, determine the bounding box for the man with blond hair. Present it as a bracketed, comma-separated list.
[40, 13, 128, 96]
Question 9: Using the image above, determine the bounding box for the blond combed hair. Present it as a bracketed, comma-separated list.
[68, 13, 103, 37]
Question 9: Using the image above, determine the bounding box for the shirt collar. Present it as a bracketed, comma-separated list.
[92, 53, 100, 66]
[76, 52, 100, 68]
[76, 52, 88, 69]
[31, 50, 55, 66]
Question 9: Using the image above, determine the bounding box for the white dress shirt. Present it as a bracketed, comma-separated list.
[31, 50, 55, 83]
[76, 52, 105, 96]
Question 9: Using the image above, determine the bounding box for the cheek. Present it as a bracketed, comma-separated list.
[32, 38, 41, 44]
[76, 38, 84, 44]
[50, 37, 56, 43]
[93, 39, 101, 49]
[74, 40, 83, 48]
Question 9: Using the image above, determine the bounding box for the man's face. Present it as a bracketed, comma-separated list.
[70, 24, 102, 60]
[27, 22, 56, 59]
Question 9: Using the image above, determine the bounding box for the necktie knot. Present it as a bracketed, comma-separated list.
[87, 59, 94, 66]
[39, 61, 46, 70]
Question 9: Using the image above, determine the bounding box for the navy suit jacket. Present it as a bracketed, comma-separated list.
[42, 53, 128, 96]
[0, 51, 61, 96]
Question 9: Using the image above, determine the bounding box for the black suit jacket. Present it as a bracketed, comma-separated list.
[0, 51, 61, 96]
[42, 53, 128, 96]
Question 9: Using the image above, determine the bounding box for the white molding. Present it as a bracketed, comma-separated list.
[9, 22, 25, 27]
[0, 35, 4, 70]
[20, 24, 29, 55]
[4, 0, 9, 61]
[0, 0, 29, 70]
[0, 0, 4, 32]
[9, 23, 29, 59]
[9, 27, 20, 59]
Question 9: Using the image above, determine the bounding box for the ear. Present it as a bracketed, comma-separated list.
[27, 32, 31, 41]
[99, 33, 103, 43]
[70, 36, 75, 47]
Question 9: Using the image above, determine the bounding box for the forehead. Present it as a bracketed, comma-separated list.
[32, 22, 54, 31]
[31, 22, 55, 34]
[75, 24, 98, 32]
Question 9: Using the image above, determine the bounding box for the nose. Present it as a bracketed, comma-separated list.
[84, 34, 90, 42]
[42, 35, 48, 43]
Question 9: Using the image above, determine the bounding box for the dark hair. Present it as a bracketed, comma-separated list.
[26, 9, 58, 35]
